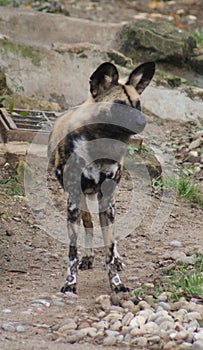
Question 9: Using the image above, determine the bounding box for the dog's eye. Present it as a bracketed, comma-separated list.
[114, 100, 127, 106]
[136, 101, 141, 111]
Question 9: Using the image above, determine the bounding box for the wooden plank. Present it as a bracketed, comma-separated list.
[0, 108, 17, 130]
[6, 129, 50, 144]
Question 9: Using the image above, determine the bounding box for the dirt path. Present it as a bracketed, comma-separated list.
[0, 1, 203, 349]
[0, 114, 202, 349]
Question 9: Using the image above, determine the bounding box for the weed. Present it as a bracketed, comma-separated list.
[128, 143, 149, 156]
[0, 94, 9, 103]
[193, 28, 203, 47]
[0, 0, 19, 6]
[155, 253, 203, 301]
[152, 178, 163, 195]
[0, 175, 23, 196]
[164, 169, 203, 208]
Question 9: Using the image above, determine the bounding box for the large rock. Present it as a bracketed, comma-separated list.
[0, 36, 131, 108]
[0, 6, 120, 49]
[117, 19, 197, 66]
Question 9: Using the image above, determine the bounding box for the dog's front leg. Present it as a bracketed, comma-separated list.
[98, 188, 129, 293]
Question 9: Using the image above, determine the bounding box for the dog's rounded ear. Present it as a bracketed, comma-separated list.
[126, 62, 155, 94]
[89, 62, 119, 98]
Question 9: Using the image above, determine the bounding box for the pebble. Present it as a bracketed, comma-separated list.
[2, 322, 16, 332]
[64, 330, 86, 343]
[169, 240, 182, 248]
[131, 336, 148, 347]
[157, 302, 171, 311]
[16, 325, 26, 333]
[188, 138, 202, 150]
[2, 308, 12, 313]
[48, 290, 203, 349]
[122, 311, 134, 326]
[31, 298, 51, 307]
[58, 320, 77, 333]
[103, 335, 117, 346]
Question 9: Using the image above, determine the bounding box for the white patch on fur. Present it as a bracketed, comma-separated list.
[111, 273, 122, 286]
[107, 163, 119, 178]
[74, 136, 90, 163]
[83, 165, 100, 184]
[69, 203, 77, 211]
[113, 240, 121, 260]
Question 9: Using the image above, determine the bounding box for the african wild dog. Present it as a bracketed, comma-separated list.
[48, 61, 155, 294]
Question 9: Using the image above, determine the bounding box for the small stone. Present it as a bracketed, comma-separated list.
[193, 130, 203, 140]
[139, 309, 155, 322]
[187, 151, 199, 163]
[58, 319, 77, 333]
[124, 333, 132, 343]
[135, 315, 146, 328]
[97, 311, 106, 318]
[127, 275, 139, 282]
[82, 327, 97, 338]
[103, 335, 117, 346]
[131, 336, 148, 347]
[163, 341, 177, 350]
[192, 341, 203, 350]
[122, 325, 132, 335]
[159, 321, 175, 331]
[148, 335, 161, 345]
[138, 300, 151, 309]
[64, 330, 86, 343]
[53, 300, 65, 307]
[16, 325, 26, 333]
[122, 312, 134, 326]
[110, 320, 122, 331]
[157, 302, 171, 311]
[169, 240, 182, 248]
[78, 321, 91, 330]
[174, 309, 188, 322]
[194, 330, 203, 341]
[6, 229, 15, 236]
[2, 308, 12, 313]
[129, 316, 138, 328]
[121, 300, 135, 312]
[188, 138, 202, 150]
[187, 320, 200, 333]
[184, 311, 202, 322]
[145, 321, 159, 335]
[96, 295, 111, 310]
[105, 329, 120, 337]
[63, 291, 78, 300]
[31, 298, 51, 307]
[2, 322, 16, 332]
[110, 294, 121, 306]
[179, 343, 193, 350]
[176, 255, 196, 266]
[116, 334, 124, 343]
[104, 312, 122, 323]
[157, 293, 169, 302]
[130, 325, 146, 337]
[109, 305, 125, 313]
[94, 320, 109, 330]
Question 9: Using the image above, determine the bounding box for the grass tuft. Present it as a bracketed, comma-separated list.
[155, 253, 203, 301]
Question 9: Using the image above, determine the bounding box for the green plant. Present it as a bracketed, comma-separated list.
[0, 94, 9, 103]
[0, 0, 19, 6]
[193, 28, 203, 47]
[0, 175, 23, 196]
[155, 254, 203, 301]
[152, 178, 163, 194]
[164, 169, 203, 208]
[128, 143, 149, 156]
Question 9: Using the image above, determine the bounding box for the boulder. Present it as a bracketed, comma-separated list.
[117, 19, 197, 66]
